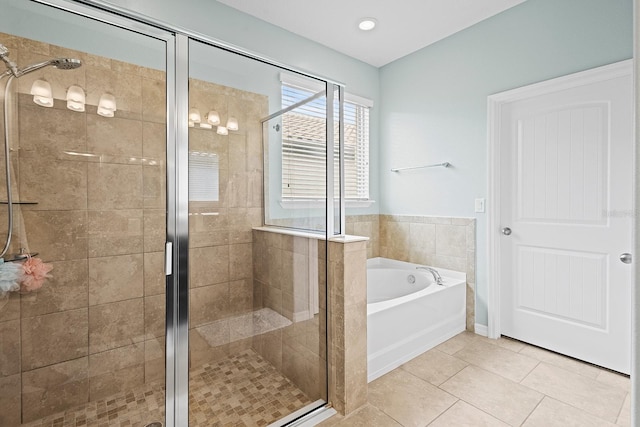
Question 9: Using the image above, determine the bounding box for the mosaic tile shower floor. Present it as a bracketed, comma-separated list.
[22, 350, 312, 427]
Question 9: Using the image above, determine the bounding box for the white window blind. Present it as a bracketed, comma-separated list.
[189, 151, 219, 202]
[281, 82, 370, 200]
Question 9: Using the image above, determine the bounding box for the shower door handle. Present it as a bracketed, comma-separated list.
[165, 242, 173, 275]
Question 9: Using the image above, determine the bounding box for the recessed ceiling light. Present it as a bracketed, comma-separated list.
[358, 18, 377, 31]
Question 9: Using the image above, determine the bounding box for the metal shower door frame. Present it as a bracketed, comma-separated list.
[27, 0, 185, 424]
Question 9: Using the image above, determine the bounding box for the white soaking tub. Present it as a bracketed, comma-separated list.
[367, 257, 466, 382]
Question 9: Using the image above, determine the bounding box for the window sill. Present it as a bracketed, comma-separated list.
[279, 199, 376, 209]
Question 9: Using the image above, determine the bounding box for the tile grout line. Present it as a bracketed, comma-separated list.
[446, 334, 630, 421]
[518, 360, 541, 385]
[614, 391, 630, 425]
[424, 398, 459, 426]
[399, 360, 463, 397]
[518, 395, 545, 427]
[366, 402, 406, 427]
[518, 361, 628, 425]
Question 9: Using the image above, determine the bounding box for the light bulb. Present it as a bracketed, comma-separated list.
[66, 86, 86, 112]
[188, 108, 201, 123]
[206, 110, 220, 126]
[67, 100, 85, 112]
[97, 106, 114, 117]
[226, 117, 238, 131]
[30, 80, 53, 107]
[66, 85, 85, 103]
[98, 93, 116, 112]
[358, 18, 377, 31]
[216, 126, 228, 136]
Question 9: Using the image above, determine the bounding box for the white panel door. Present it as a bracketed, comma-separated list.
[499, 63, 633, 374]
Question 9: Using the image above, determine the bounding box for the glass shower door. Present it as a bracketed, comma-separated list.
[0, 1, 171, 425]
[186, 38, 329, 425]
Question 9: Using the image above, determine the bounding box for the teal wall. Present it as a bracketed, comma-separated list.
[378, 0, 633, 326]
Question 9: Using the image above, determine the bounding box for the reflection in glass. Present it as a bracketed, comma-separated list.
[0, 9, 167, 425]
[187, 39, 328, 426]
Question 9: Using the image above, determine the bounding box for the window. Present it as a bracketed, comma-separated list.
[188, 151, 219, 202]
[280, 77, 371, 202]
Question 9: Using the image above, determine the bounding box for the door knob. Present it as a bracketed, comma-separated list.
[501, 227, 512, 236]
[620, 253, 632, 264]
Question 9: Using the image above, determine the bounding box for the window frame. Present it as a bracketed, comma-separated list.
[279, 73, 374, 209]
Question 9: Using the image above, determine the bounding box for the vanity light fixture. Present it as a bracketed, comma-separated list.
[189, 107, 238, 135]
[97, 93, 117, 117]
[30, 79, 53, 107]
[66, 85, 85, 112]
[358, 18, 377, 31]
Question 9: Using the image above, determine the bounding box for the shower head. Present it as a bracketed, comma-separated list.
[0, 43, 81, 78]
[15, 57, 82, 77]
[51, 58, 82, 70]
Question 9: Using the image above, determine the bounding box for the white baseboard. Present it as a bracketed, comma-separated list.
[474, 323, 488, 337]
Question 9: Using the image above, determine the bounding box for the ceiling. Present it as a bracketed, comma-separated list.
[218, 0, 527, 67]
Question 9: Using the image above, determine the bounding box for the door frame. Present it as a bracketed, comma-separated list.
[486, 59, 634, 340]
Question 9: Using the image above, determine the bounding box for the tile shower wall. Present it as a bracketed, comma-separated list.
[347, 214, 476, 331]
[0, 33, 167, 425]
[187, 79, 267, 369]
[251, 229, 326, 402]
[326, 238, 368, 415]
[345, 214, 380, 259]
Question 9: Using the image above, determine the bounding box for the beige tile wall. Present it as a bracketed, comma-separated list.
[327, 238, 368, 415]
[251, 230, 369, 414]
[347, 214, 476, 331]
[345, 214, 380, 258]
[0, 33, 167, 424]
[0, 38, 269, 423]
[251, 229, 327, 402]
[187, 78, 267, 370]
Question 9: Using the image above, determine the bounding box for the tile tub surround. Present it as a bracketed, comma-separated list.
[345, 214, 380, 259]
[347, 214, 476, 331]
[0, 32, 168, 425]
[319, 331, 630, 427]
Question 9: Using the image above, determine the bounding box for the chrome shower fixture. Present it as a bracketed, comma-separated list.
[0, 43, 81, 78]
[0, 43, 82, 259]
[16, 57, 82, 77]
[0, 43, 18, 77]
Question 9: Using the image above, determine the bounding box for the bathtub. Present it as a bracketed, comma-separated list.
[367, 257, 466, 382]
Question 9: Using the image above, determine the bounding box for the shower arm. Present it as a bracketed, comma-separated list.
[0, 75, 15, 259]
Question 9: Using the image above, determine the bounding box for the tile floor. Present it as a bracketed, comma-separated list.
[22, 349, 311, 427]
[320, 332, 630, 427]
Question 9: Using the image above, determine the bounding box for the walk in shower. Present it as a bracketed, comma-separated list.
[0, 1, 342, 426]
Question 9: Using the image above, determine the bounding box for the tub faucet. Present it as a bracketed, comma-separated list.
[416, 266, 444, 286]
